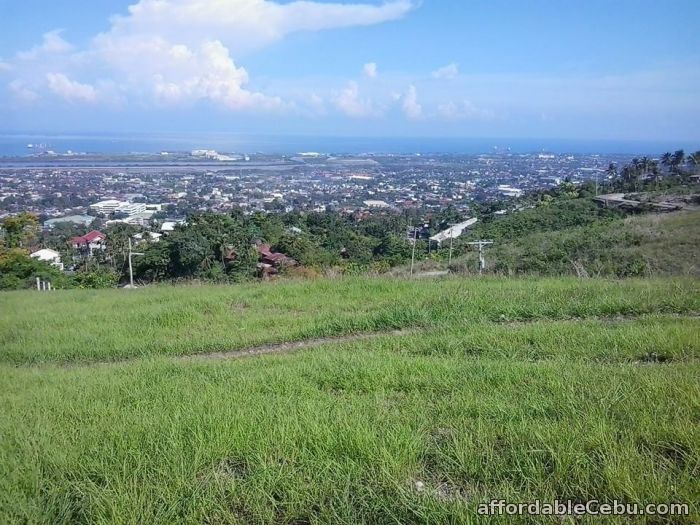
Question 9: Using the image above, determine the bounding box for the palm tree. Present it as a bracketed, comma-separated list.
[630, 158, 643, 191]
[671, 150, 685, 174]
[649, 159, 661, 189]
[661, 152, 672, 172]
[604, 163, 618, 192]
[621, 165, 633, 189]
[686, 151, 700, 174]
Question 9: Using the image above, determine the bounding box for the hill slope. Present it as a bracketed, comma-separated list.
[429, 209, 700, 278]
[1, 277, 699, 523]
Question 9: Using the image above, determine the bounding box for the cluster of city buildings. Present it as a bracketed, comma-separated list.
[0, 151, 615, 227]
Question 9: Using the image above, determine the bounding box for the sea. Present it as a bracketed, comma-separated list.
[0, 133, 694, 157]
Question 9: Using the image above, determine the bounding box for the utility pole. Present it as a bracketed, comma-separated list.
[410, 224, 417, 277]
[448, 223, 454, 267]
[595, 171, 599, 196]
[128, 237, 145, 288]
[466, 240, 493, 275]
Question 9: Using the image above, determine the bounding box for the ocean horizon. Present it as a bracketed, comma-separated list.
[0, 132, 696, 157]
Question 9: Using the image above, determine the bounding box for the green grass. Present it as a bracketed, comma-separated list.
[0, 276, 698, 364]
[421, 209, 700, 278]
[1, 277, 699, 523]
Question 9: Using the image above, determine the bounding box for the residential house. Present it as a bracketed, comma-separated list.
[71, 230, 106, 256]
[256, 244, 297, 278]
[30, 248, 64, 270]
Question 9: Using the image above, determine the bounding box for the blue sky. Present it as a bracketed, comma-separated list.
[1, 0, 699, 141]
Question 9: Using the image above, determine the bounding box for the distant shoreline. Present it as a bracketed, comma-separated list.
[0, 133, 696, 157]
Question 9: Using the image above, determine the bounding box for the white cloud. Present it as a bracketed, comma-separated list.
[0, 61, 12, 72]
[46, 73, 98, 103]
[98, 0, 413, 56]
[8, 80, 39, 103]
[437, 100, 495, 121]
[401, 85, 422, 119]
[6, 0, 413, 112]
[91, 0, 412, 110]
[363, 62, 378, 79]
[431, 63, 459, 80]
[334, 81, 376, 118]
[131, 39, 283, 111]
[17, 30, 74, 60]
[306, 93, 327, 115]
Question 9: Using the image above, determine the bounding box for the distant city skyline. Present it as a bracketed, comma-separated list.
[2, 0, 699, 142]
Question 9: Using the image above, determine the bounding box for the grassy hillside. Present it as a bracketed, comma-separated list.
[1, 277, 699, 524]
[1, 277, 698, 364]
[438, 209, 700, 278]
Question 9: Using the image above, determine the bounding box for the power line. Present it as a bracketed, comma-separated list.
[465, 240, 493, 275]
[127, 237, 145, 288]
[409, 223, 417, 277]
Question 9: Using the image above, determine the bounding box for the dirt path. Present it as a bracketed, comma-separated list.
[179, 329, 416, 362]
[46, 312, 697, 368]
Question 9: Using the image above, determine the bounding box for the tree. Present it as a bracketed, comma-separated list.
[71, 268, 119, 289]
[671, 150, 685, 174]
[169, 228, 212, 277]
[275, 233, 335, 267]
[621, 165, 634, 188]
[340, 232, 376, 264]
[1, 213, 39, 249]
[133, 212, 261, 282]
[435, 206, 463, 230]
[661, 152, 672, 171]
[373, 233, 411, 265]
[686, 151, 700, 174]
[0, 247, 65, 289]
[649, 159, 661, 189]
[250, 212, 285, 246]
[104, 223, 139, 275]
[606, 162, 618, 180]
[135, 241, 171, 282]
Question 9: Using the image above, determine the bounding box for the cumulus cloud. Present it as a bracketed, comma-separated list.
[17, 30, 74, 60]
[363, 62, 378, 79]
[431, 63, 459, 80]
[98, 0, 413, 56]
[6, 0, 413, 111]
[334, 81, 376, 118]
[116, 39, 283, 110]
[9, 80, 39, 103]
[305, 93, 327, 115]
[437, 100, 495, 121]
[401, 85, 422, 119]
[91, 0, 412, 110]
[46, 73, 98, 103]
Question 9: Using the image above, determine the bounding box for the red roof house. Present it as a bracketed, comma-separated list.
[71, 230, 106, 255]
[256, 244, 297, 268]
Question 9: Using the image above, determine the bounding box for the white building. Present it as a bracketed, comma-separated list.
[30, 248, 64, 271]
[43, 214, 94, 229]
[90, 200, 146, 216]
[133, 232, 162, 243]
[160, 219, 186, 233]
[117, 202, 147, 215]
[497, 185, 523, 198]
[429, 218, 478, 247]
[363, 199, 390, 208]
[90, 199, 121, 214]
